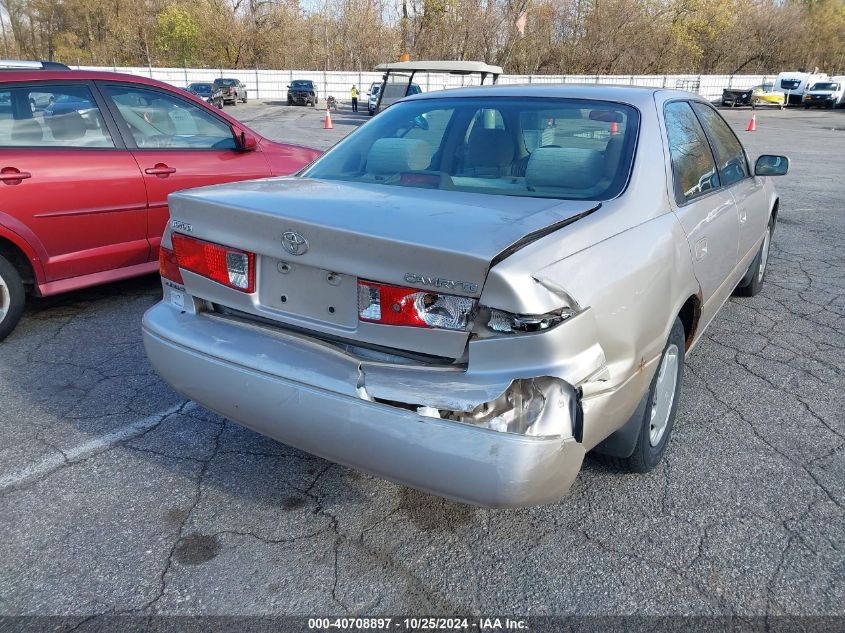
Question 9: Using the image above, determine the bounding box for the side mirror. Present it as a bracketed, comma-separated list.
[236, 129, 257, 151]
[755, 154, 789, 176]
[286, 85, 290, 89]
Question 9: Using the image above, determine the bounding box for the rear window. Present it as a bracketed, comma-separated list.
[780, 79, 801, 90]
[215, 79, 237, 87]
[303, 97, 639, 201]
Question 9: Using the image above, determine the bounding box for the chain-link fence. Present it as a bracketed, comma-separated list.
[76, 65, 781, 104]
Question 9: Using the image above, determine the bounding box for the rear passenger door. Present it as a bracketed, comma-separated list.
[690, 102, 767, 267]
[98, 83, 271, 259]
[0, 82, 148, 283]
[662, 100, 739, 318]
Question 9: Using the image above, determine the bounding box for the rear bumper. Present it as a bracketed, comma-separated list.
[142, 302, 585, 507]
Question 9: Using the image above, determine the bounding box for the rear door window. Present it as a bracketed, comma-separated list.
[0, 84, 114, 148]
[690, 102, 749, 187]
[663, 101, 720, 204]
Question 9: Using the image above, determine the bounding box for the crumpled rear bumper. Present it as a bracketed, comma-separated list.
[142, 303, 586, 507]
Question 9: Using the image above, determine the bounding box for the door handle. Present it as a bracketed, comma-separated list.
[738, 208, 747, 223]
[145, 163, 177, 177]
[0, 168, 32, 183]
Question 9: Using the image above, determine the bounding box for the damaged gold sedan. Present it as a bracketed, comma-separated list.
[142, 85, 788, 506]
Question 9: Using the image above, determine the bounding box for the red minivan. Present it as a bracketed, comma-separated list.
[0, 66, 321, 340]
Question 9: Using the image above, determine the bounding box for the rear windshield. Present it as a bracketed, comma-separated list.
[809, 83, 838, 91]
[215, 79, 237, 86]
[303, 97, 639, 200]
[291, 81, 313, 89]
[780, 79, 801, 90]
[189, 83, 211, 93]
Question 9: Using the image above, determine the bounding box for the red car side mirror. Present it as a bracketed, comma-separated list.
[236, 129, 258, 151]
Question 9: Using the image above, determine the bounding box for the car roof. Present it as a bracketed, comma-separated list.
[0, 69, 186, 89]
[399, 83, 701, 108]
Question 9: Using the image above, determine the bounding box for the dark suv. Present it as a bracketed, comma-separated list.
[287, 80, 318, 106]
[212, 78, 247, 105]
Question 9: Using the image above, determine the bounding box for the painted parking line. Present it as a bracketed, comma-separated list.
[0, 401, 194, 493]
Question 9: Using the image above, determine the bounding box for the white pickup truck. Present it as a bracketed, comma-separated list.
[802, 78, 845, 109]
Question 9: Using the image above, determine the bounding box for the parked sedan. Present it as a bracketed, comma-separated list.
[187, 82, 224, 109]
[143, 85, 787, 507]
[0, 70, 321, 340]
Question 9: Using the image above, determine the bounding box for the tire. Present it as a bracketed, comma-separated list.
[0, 254, 26, 342]
[734, 216, 774, 297]
[242, 93, 248, 103]
[603, 318, 685, 473]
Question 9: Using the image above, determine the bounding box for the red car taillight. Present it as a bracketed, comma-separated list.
[357, 280, 476, 331]
[171, 234, 255, 293]
[159, 246, 184, 284]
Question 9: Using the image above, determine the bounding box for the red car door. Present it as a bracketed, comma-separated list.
[98, 82, 271, 257]
[0, 82, 148, 283]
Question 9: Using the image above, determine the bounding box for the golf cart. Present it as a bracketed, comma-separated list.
[371, 60, 503, 116]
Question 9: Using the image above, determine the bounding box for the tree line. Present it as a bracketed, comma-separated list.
[1, 0, 843, 75]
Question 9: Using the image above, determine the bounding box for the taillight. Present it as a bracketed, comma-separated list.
[357, 280, 476, 331]
[159, 246, 184, 285]
[171, 234, 255, 293]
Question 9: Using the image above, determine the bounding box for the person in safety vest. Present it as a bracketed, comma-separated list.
[351, 85, 359, 112]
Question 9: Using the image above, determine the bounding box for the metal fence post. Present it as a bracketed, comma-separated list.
[183, 62, 188, 87]
[255, 64, 260, 99]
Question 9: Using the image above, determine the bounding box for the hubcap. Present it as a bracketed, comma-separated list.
[758, 227, 771, 283]
[0, 274, 9, 323]
[649, 344, 679, 447]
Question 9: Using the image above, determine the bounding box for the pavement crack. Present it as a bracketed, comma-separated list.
[138, 419, 225, 612]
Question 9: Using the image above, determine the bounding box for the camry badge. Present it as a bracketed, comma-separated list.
[282, 231, 309, 256]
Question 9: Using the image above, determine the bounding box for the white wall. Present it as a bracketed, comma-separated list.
[76, 65, 778, 103]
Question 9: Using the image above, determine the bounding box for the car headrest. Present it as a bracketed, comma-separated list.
[466, 128, 514, 168]
[526, 147, 604, 190]
[45, 111, 86, 141]
[367, 138, 431, 174]
[603, 136, 624, 179]
[10, 118, 44, 143]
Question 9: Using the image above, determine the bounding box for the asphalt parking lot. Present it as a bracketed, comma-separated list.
[0, 101, 843, 626]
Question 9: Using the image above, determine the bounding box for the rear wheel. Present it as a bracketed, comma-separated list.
[242, 93, 248, 103]
[0, 255, 25, 342]
[606, 318, 685, 472]
[734, 216, 773, 297]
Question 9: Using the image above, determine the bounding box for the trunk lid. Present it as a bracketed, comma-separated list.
[168, 178, 598, 358]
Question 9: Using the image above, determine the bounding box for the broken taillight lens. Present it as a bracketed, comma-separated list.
[357, 280, 476, 331]
[486, 308, 574, 333]
[158, 246, 184, 285]
[171, 234, 255, 293]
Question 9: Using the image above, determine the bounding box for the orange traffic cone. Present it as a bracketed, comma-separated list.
[324, 109, 333, 129]
[610, 121, 619, 136]
[746, 114, 756, 132]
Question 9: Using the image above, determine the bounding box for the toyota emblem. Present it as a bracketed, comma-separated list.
[282, 231, 308, 256]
